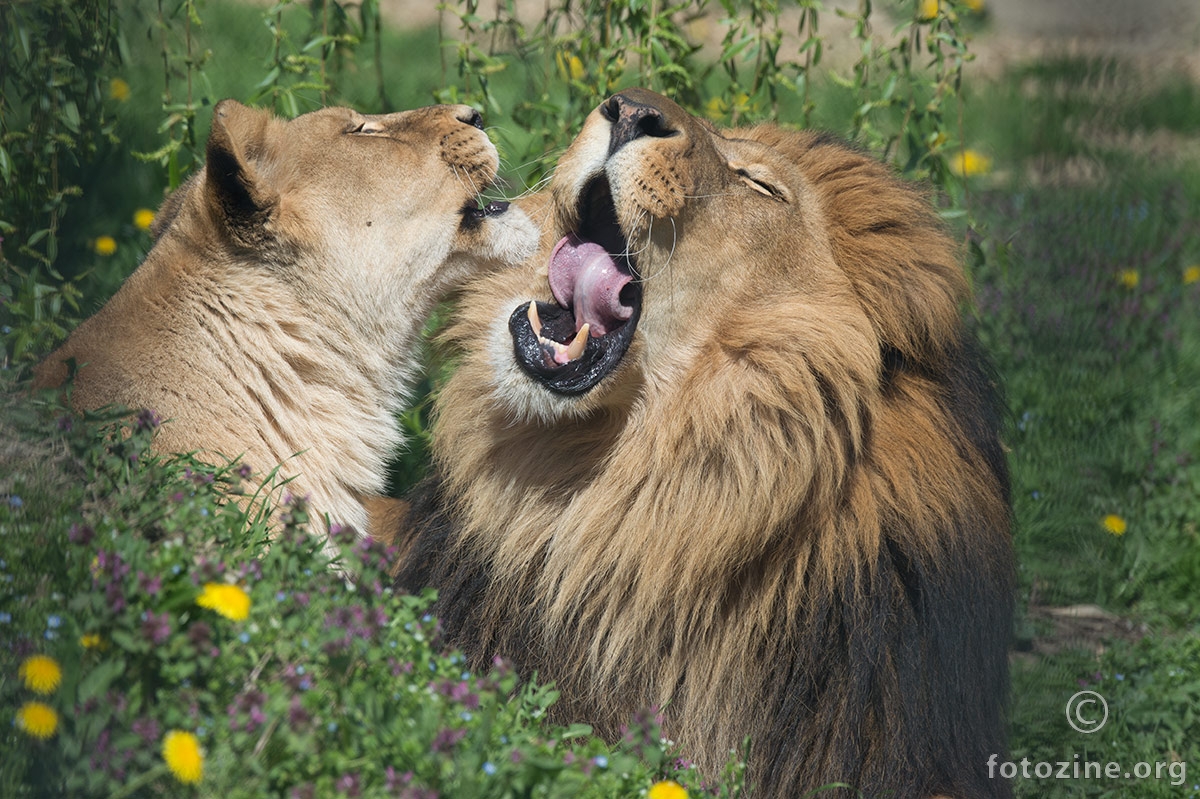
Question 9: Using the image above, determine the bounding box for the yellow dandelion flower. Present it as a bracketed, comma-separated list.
[1183, 265, 1200, 285]
[963, 0, 986, 12]
[162, 730, 204, 784]
[648, 781, 688, 799]
[196, 582, 251, 621]
[918, 0, 940, 21]
[949, 149, 992, 177]
[1102, 514, 1127, 536]
[80, 633, 104, 650]
[94, 236, 117, 256]
[1118, 270, 1139, 289]
[704, 96, 728, 120]
[19, 655, 62, 695]
[133, 208, 156, 231]
[16, 701, 59, 739]
[109, 78, 131, 102]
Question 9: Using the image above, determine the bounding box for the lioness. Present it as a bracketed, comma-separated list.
[34, 99, 537, 547]
[394, 89, 1013, 799]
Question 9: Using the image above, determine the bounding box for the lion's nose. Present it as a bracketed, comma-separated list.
[601, 92, 675, 155]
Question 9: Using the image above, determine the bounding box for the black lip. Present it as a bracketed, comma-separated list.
[508, 175, 643, 396]
[460, 199, 509, 229]
[508, 285, 642, 396]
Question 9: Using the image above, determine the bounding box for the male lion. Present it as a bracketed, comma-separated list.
[394, 89, 1013, 799]
[34, 99, 537, 546]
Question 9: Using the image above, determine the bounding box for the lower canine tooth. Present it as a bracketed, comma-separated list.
[565, 323, 590, 361]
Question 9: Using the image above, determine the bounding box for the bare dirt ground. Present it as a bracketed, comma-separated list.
[968, 0, 1200, 78]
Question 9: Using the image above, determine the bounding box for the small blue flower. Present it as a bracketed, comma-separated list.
[44, 630, 58, 640]
[1115, 673, 1125, 681]
[8, 496, 22, 508]
[460, 711, 473, 722]
[297, 665, 306, 675]
[47, 615, 62, 629]
[0, 612, 11, 624]
[593, 755, 608, 768]
[482, 762, 497, 776]
[239, 632, 250, 643]
[327, 722, 338, 733]
[276, 591, 287, 602]
[172, 564, 182, 575]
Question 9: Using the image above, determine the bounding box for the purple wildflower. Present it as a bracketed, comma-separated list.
[336, 772, 361, 797]
[141, 611, 171, 645]
[430, 727, 467, 754]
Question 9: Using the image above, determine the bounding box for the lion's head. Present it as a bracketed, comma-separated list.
[399, 90, 1013, 799]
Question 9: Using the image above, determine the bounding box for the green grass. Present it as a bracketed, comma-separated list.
[958, 59, 1200, 797]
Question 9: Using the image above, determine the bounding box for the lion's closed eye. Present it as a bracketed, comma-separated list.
[733, 166, 787, 201]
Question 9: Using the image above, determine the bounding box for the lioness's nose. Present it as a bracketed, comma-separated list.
[453, 106, 485, 130]
[601, 92, 674, 155]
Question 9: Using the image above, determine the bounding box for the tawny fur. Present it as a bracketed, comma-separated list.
[396, 90, 1012, 799]
[33, 100, 537, 548]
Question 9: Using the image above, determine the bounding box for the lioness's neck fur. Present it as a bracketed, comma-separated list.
[35, 100, 537, 546]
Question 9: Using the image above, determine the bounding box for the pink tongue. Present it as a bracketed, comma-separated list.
[548, 233, 633, 336]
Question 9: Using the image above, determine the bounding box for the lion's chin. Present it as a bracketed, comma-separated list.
[508, 286, 641, 395]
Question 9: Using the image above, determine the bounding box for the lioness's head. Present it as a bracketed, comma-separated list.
[160, 99, 537, 330]
[486, 88, 963, 420]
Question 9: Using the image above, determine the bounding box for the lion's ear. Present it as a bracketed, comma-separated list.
[204, 99, 279, 241]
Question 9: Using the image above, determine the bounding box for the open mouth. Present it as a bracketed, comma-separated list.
[508, 176, 643, 395]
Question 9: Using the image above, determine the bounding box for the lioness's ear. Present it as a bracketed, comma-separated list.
[205, 99, 279, 239]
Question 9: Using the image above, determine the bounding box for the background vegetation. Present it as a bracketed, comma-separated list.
[2, 0, 1199, 796]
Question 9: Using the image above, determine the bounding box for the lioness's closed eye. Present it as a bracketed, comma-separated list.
[33, 99, 538, 551]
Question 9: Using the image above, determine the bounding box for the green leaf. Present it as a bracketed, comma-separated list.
[76, 658, 126, 703]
